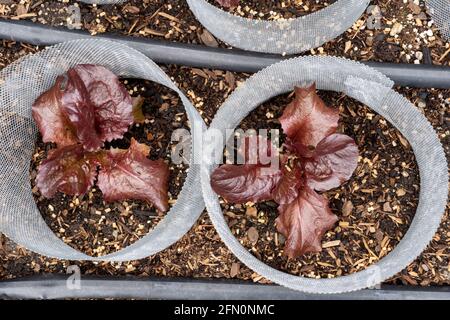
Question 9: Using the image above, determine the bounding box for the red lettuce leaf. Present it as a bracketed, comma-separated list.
[279, 83, 339, 155]
[236, 135, 277, 165]
[215, 0, 240, 8]
[71, 65, 133, 143]
[32, 76, 78, 147]
[58, 69, 103, 151]
[276, 186, 338, 258]
[36, 144, 100, 198]
[34, 64, 133, 151]
[272, 157, 303, 205]
[211, 163, 282, 204]
[211, 136, 281, 203]
[303, 133, 359, 191]
[97, 138, 169, 212]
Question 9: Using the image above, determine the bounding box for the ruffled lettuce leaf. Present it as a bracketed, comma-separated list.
[279, 84, 339, 156]
[36, 144, 100, 198]
[211, 136, 281, 203]
[58, 69, 103, 151]
[272, 157, 303, 205]
[303, 133, 359, 191]
[71, 65, 133, 144]
[211, 163, 282, 204]
[32, 64, 133, 151]
[276, 186, 338, 258]
[31, 76, 78, 147]
[97, 138, 170, 212]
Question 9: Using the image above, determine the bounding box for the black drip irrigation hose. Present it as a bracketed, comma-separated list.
[1, 275, 449, 300]
[1, 19, 450, 89]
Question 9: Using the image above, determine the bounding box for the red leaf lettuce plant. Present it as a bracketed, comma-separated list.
[211, 84, 359, 258]
[215, 0, 241, 8]
[32, 64, 169, 212]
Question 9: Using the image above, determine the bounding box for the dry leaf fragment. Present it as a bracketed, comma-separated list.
[199, 29, 219, 47]
[15, 4, 27, 16]
[246, 206, 258, 218]
[224, 71, 236, 90]
[123, 5, 140, 14]
[344, 41, 352, 53]
[132, 96, 146, 124]
[383, 202, 393, 212]
[342, 200, 354, 216]
[396, 132, 409, 148]
[230, 262, 240, 277]
[247, 227, 259, 244]
[322, 240, 341, 248]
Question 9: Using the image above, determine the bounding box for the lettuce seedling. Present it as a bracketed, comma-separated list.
[33, 64, 169, 212]
[211, 83, 359, 258]
[97, 138, 169, 212]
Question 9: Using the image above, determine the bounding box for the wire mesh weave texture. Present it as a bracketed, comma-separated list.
[0, 39, 206, 261]
[187, 0, 370, 54]
[200, 56, 448, 293]
[79, 0, 369, 54]
[427, 0, 450, 41]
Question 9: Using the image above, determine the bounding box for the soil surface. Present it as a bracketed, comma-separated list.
[0, 0, 449, 287]
[207, 0, 336, 19]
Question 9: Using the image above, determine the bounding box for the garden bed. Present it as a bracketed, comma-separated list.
[0, 42, 448, 285]
[0, 0, 449, 289]
[1, 0, 448, 65]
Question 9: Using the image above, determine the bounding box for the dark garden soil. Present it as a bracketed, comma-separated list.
[206, 0, 336, 20]
[0, 0, 449, 286]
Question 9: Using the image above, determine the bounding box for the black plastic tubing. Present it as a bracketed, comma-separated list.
[1, 275, 449, 300]
[1, 19, 449, 89]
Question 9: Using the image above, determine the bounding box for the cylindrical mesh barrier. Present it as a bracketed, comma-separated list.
[0, 39, 206, 261]
[187, 0, 370, 54]
[200, 56, 448, 293]
[427, 0, 450, 41]
[78, 0, 370, 54]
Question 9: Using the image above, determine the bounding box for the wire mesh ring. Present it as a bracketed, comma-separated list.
[0, 39, 206, 261]
[200, 56, 448, 293]
[187, 0, 370, 54]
